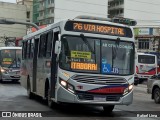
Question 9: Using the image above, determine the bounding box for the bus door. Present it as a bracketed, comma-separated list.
[50, 29, 59, 98]
[32, 37, 39, 92]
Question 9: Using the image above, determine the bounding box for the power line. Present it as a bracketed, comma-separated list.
[55, 7, 107, 16]
[66, 0, 107, 7]
[126, 8, 160, 15]
[128, 0, 160, 6]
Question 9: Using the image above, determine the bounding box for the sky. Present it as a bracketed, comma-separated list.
[0, 0, 16, 3]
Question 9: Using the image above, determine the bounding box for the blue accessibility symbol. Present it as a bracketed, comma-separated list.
[102, 63, 111, 73]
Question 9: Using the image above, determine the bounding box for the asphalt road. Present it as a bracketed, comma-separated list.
[0, 82, 160, 120]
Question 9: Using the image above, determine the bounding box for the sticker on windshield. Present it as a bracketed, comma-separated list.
[111, 67, 119, 74]
[3, 58, 12, 62]
[71, 51, 91, 59]
[102, 63, 111, 73]
[101, 59, 119, 74]
[102, 43, 133, 49]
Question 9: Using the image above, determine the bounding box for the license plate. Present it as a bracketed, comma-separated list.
[14, 75, 20, 78]
[16, 71, 20, 74]
[94, 96, 106, 101]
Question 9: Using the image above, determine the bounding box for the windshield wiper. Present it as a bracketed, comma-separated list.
[80, 34, 95, 54]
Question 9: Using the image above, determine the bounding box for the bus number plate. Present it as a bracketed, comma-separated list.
[14, 75, 20, 78]
[94, 96, 106, 101]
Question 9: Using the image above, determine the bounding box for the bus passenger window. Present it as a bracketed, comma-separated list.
[24, 41, 28, 59]
[39, 34, 46, 58]
[46, 31, 53, 58]
[27, 40, 31, 59]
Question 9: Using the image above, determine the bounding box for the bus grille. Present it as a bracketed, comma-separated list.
[72, 75, 127, 85]
[77, 92, 121, 101]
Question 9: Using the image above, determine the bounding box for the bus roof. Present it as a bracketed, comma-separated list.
[0, 47, 22, 50]
[23, 17, 133, 40]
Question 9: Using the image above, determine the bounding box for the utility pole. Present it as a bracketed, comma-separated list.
[0, 19, 39, 30]
[0, 18, 39, 46]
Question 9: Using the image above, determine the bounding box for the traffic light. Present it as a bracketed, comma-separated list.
[111, 17, 137, 26]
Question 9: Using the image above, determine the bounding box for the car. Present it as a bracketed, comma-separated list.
[147, 74, 160, 104]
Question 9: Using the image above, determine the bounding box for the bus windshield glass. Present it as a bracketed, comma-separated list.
[59, 36, 134, 75]
[1, 49, 21, 68]
[138, 55, 155, 64]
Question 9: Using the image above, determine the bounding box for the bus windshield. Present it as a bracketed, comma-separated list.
[59, 35, 134, 75]
[138, 55, 155, 64]
[1, 49, 21, 68]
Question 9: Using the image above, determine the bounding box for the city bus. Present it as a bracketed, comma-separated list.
[0, 47, 22, 82]
[20, 16, 136, 113]
[135, 52, 158, 83]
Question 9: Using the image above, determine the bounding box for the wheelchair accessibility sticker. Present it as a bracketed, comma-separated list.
[101, 59, 119, 74]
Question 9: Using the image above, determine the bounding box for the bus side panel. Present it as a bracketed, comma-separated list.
[20, 60, 28, 90]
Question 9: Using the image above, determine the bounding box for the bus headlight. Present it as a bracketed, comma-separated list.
[123, 84, 133, 95]
[59, 79, 75, 94]
[129, 84, 133, 91]
[1, 68, 8, 74]
[60, 80, 67, 87]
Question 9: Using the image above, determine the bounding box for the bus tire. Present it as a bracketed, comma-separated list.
[27, 77, 33, 99]
[153, 88, 160, 104]
[47, 87, 54, 108]
[103, 105, 114, 113]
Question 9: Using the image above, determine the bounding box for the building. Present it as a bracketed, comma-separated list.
[134, 27, 160, 53]
[33, 0, 108, 25]
[33, 0, 39, 25]
[0, 2, 27, 46]
[108, 0, 160, 26]
[16, 0, 33, 22]
[108, 0, 160, 53]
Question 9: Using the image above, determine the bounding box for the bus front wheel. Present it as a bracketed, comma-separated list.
[103, 105, 114, 113]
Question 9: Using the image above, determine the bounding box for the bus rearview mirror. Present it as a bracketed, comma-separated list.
[55, 41, 61, 54]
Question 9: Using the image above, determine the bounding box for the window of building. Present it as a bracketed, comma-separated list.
[27, 11, 30, 19]
[49, 8, 54, 13]
[42, 2, 45, 6]
[138, 39, 150, 49]
[51, 0, 54, 3]
[120, 9, 123, 13]
[48, 0, 51, 4]
[50, 18, 54, 23]
[39, 11, 44, 16]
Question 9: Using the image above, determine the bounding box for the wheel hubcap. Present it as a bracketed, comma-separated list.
[155, 91, 160, 101]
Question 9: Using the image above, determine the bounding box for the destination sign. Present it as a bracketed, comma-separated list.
[65, 21, 133, 38]
[71, 62, 97, 71]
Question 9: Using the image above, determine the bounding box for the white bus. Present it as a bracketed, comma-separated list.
[0, 47, 22, 82]
[20, 16, 136, 113]
[135, 52, 158, 80]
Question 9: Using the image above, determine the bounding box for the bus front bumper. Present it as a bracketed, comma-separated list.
[1, 73, 20, 81]
[56, 87, 133, 105]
